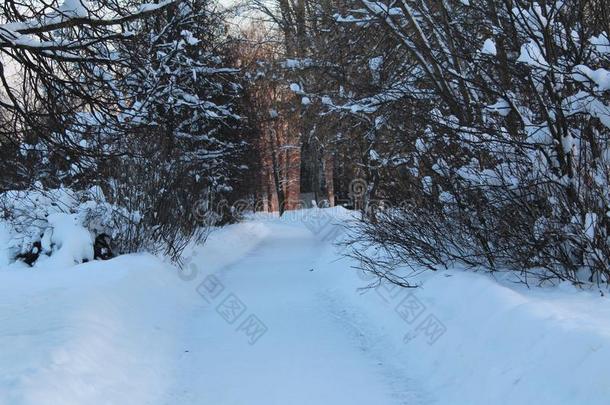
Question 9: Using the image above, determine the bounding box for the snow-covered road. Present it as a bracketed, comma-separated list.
[0, 211, 431, 405]
[2, 208, 610, 404]
[161, 219, 428, 405]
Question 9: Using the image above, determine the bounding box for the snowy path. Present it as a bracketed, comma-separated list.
[161, 220, 428, 404]
[0, 213, 431, 405]
[3, 209, 610, 405]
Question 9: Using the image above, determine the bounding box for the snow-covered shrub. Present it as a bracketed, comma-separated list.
[312, 0, 610, 286]
[0, 186, 136, 267]
[38, 213, 94, 268]
[0, 0, 250, 265]
[89, 0, 249, 261]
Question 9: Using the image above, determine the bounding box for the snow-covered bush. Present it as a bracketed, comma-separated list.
[0, 0, 249, 266]
[296, 0, 610, 286]
[0, 186, 137, 267]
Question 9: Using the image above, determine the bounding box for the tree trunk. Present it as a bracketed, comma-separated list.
[324, 152, 335, 206]
[284, 142, 302, 211]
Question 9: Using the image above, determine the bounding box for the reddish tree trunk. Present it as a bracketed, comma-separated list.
[284, 142, 302, 211]
[324, 152, 335, 206]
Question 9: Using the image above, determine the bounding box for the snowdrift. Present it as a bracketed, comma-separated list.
[0, 187, 136, 268]
[352, 270, 610, 404]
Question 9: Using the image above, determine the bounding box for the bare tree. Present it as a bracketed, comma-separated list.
[0, 0, 176, 155]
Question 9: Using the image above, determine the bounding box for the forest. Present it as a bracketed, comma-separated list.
[2, 0, 608, 286]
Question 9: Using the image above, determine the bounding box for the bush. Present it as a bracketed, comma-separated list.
[0, 186, 135, 267]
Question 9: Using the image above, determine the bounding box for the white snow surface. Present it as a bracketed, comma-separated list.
[59, 0, 88, 17]
[37, 213, 94, 269]
[573, 65, 610, 91]
[1, 207, 610, 404]
[481, 38, 497, 56]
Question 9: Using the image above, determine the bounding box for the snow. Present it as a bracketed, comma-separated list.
[439, 191, 455, 203]
[59, 0, 88, 17]
[368, 56, 383, 83]
[517, 40, 549, 70]
[2, 208, 610, 404]
[321, 95, 333, 106]
[487, 98, 511, 116]
[37, 213, 94, 269]
[590, 34, 610, 55]
[481, 38, 497, 56]
[180, 30, 200, 46]
[402, 271, 610, 404]
[563, 90, 610, 129]
[289, 83, 301, 93]
[0, 0, 174, 48]
[282, 59, 314, 70]
[138, 1, 174, 13]
[0, 187, 129, 266]
[573, 65, 610, 91]
[0, 255, 188, 405]
[361, 1, 403, 16]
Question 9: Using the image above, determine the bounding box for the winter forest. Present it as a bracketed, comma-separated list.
[0, 1, 609, 404]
